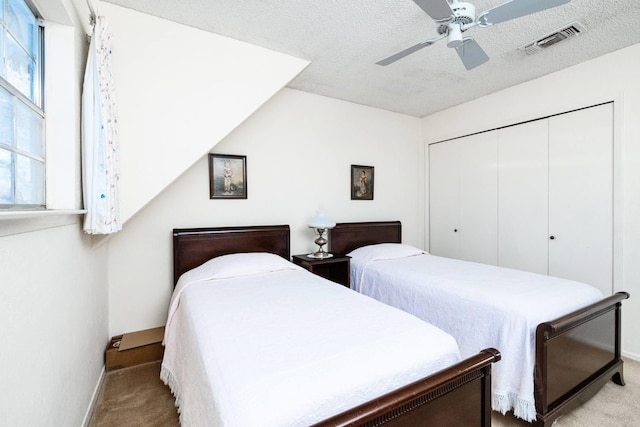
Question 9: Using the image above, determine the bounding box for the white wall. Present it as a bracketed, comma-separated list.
[0, 219, 108, 427]
[107, 88, 423, 336]
[0, 2, 109, 426]
[422, 43, 640, 360]
[99, 2, 309, 223]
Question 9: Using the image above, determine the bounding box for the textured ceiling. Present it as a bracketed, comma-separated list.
[104, 0, 640, 117]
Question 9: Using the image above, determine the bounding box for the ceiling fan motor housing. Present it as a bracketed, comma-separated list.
[437, 1, 476, 35]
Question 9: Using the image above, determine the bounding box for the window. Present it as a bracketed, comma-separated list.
[0, 0, 44, 209]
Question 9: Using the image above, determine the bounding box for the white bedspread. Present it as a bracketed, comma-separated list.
[350, 252, 603, 422]
[161, 268, 461, 426]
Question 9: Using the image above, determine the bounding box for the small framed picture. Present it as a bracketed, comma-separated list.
[209, 154, 247, 199]
[351, 165, 374, 200]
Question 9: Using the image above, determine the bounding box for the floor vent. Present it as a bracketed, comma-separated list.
[519, 22, 586, 54]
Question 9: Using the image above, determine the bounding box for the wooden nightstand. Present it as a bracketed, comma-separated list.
[292, 254, 351, 288]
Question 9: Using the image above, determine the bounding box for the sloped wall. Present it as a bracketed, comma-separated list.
[100, 2, 309, 222]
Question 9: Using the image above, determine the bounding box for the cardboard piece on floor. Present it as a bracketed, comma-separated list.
[105, 326, 165, 371]
[118, 326, 164, 351]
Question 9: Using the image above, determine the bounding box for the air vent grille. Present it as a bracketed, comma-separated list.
[519, 22, 586, 54]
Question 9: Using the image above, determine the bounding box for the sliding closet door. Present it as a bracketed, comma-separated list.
[429, 132, 498, 264]
[548, 103, 613, 295]
[498, 120, 549, 274]
[429, 141, 459, 259]
[458, 131, 498, 265]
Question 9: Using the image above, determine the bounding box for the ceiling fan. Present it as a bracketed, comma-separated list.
[377, 0, 571, 70]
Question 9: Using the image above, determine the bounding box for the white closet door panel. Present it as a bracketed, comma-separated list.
[429, 141, 459, 258]
[498, 120, 549, 275]
[458, 131, 498, 265]
[548, 103, 613, 294]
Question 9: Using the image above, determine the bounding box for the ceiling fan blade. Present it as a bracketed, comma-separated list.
[455, 37, 490, 70]
[479, 0, 571, 26]
[376, 39, 438, 66]
[412, 0, 454, 22]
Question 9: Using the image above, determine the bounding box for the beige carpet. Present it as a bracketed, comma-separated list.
[88, 362, 178, 427]
[89, 358, 640, 426]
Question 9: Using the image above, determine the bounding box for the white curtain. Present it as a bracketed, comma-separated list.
[82, 15, 121, 234]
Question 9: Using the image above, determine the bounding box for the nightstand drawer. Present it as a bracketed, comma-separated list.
[292, 254, 350, 288]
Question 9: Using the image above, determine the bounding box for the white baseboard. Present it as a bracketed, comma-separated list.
[622, 351, 640, 362]
[82, 365, 106, 427]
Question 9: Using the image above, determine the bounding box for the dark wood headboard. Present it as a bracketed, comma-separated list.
[329, 221, 402, 256]
[172, 225, 290, 285]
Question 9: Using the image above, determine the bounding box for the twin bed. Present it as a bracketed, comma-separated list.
[329, 221, 629, 427]
[162, 225, 500, 426]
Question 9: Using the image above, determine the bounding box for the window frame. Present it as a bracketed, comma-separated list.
[0, 0, 45, 211]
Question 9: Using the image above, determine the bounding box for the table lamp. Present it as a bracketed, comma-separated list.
[307, 210, 336, 258]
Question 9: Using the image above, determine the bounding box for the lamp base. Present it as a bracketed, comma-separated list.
[308, 227, 332, 259]
[307, 251, 333, 259]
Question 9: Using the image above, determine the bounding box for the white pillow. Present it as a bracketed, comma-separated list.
[347, 243, 427, 262]
[180, 252, 301, 284]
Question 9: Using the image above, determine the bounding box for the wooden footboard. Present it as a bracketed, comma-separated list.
[315, 348, 500, 427]
[534, 291, 629, 427]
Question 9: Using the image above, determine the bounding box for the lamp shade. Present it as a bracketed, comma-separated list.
[308, 210, 336, 229]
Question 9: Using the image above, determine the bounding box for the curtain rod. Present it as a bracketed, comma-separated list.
[85, 0, 96, 43]
[86, 0, 96, 27]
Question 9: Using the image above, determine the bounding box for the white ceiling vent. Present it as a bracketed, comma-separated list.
[519, 22, 586, 54]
